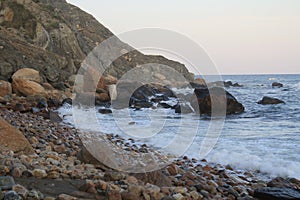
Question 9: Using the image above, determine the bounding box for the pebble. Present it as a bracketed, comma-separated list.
[0, 106, 299, 200]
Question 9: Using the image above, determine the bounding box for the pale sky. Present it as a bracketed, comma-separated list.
[67, 0, 300, 74]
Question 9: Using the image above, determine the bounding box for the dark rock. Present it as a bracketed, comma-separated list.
[98, 108, 112, 114]
[193, 87, 245, 115]
[254, 187, 300, 200]
[36, 98, 48, 109]
[62, 98, 72, 105]
[158, 102, 174, 109]
[268, 177, 300, 189]
[113, 82, 176, 109]
[257, 97, 285, 105]
[272, 82, 283, 88]
[3, 191, 22, 200]
[0, 176, 15, 190]
[224, 81, 233, 87]
[232, 82, 243, 87]
[40, 111, 62, 123]
[47, 98, 61, 108]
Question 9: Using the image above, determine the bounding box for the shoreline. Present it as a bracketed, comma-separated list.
[1, 100, 300, 199]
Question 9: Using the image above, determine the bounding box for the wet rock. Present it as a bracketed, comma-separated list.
[254, 187, 300, 200]
[62, 98, 72, 105]
[0, 80, 12, 97]
[268, 177, 299, 189]
[0, 118, 34, 154]
[0, 176, 15, 190]
[272, 82, 283, 88]
[257, 96, 285, 105]
[98, 108, 112, 114]
[194, 87, 245, 115]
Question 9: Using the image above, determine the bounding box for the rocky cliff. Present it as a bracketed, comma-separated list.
[0, 0, 194, 88]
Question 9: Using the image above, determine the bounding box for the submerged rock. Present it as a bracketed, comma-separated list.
[257, 96, 285, 105]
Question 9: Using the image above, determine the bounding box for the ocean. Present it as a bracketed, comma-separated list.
[59, 74, 300, 179]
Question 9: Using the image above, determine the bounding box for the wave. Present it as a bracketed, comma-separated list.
[295, 82, 300, 90]
[207, 147, 300, 180]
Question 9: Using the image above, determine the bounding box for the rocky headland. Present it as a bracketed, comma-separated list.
[0, 0, 299, 200]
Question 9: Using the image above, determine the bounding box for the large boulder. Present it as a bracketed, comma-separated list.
[0, 117, 34, 154]
[193, 87, 245, 115]
[0, 80, 12, 97]
[257, 96, 285, 105]
[12, 79, 45, 96]
[12, 68, 42, 83]
[254, 187, 300, 200]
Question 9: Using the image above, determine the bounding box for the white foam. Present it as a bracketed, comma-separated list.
[57, 106, 300, 180]
[206, 147, 300, 179]
[295, 82, 300, 90]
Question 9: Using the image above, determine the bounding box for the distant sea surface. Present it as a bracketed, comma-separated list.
[59, 74, 300, 179]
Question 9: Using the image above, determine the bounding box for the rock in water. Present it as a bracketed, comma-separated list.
[254, 187, 300, 200]
[193, 87, 244, 115]
[0, 117, 34, 154]
[272, 82, 283, 88]
[98, 108, 112, 114]
[257, 96, 285, 105]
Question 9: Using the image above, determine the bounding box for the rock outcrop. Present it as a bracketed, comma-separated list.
[193, 87, 245, 115]
[0, 0, 194, 90]
[258, 96, 285, 105]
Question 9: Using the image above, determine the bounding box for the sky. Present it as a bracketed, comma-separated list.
[67, 0, 300, 74]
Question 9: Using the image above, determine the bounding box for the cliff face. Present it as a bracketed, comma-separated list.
[0, 0, 194, 87]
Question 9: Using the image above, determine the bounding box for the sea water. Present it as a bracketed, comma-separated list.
[59, 74, 300, 179]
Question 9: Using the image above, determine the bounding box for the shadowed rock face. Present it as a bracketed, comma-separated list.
[0, 0, 194, 86]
